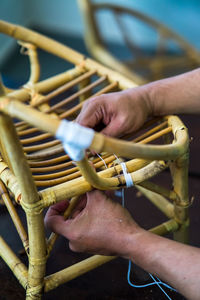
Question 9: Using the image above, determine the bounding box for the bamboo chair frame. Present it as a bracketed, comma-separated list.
[0, 20, 189, 300]
[78, 0, 200, 84]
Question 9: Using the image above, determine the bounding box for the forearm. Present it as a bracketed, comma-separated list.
[124, 230, 200, 300]
[139, 68, 200, 116]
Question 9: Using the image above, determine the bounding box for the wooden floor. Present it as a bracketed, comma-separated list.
[0, 30, 199, 300]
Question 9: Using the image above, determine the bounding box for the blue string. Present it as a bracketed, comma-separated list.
[120, 188, 177, 299]
[127, 260, 177, 299]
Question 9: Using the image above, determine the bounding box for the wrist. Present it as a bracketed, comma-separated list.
[120, 226, 148, 260]
[144, 81, 165, 117]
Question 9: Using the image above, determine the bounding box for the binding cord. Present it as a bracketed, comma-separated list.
[97, 153, 177, 300]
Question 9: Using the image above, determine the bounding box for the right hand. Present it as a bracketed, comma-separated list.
[76, 87, 152, 137]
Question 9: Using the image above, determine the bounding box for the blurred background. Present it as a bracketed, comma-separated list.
[1, 0, 200, 86]
[0, 1, 200, 300]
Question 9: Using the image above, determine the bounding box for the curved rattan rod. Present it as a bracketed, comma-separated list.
[14, 67, 87, 128]
[132, 121, 168, 143]
[26, 144, 65, 160]
[26, 118, 165, 166]
[23, 139, 61, 153]
[20, 118, 167, 147]
[46, 75, 107, 114]
[18, 126, 39, 137]
[60, 81, 118, 119]
[36, 157, 151, 188]
[14, 69, 96, 128]
[30, 125, 171, 178]
[31, 127, 171, 179]
[0, 20, 135, 91]
[33, 154, 114, 180]
[31, 153, 110, 173]
[28, 123, 170, 177]
[19, 41, 40, 85]
[33, 127, 172, 184]
[28, 154, 69, 166]
[17, 80, 118, 142]
[0, 98, 188, 161]
[92, 3, 200, 61]
[20, 132, 52, 145]
[27, 121, 168, 169]
[17, 80, 117, 140]
[31, 70, 96, 108]
[38, 159, 164, 204]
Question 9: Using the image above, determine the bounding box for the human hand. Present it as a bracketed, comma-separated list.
[76, 87, 152, 138]
[45, 190, 142, 256]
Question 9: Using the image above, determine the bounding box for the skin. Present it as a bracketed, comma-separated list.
[45, 68, 200, 300]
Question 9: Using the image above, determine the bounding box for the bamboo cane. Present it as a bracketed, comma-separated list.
[0, 181, 28, 250]
[0, 236, 28, 289]
[0, 113, 47, 300]
[44, 218, 178, 292]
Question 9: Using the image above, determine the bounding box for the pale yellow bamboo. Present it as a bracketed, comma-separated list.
[0, 236, 28, 289]
[138, 180, 177, 201]
[172, 153, 189, 243]
[0, 20, 136, 90]
[136, 185, 174, 219]
[76, 157, 119, 189]
[0, 114, 47, 300]
[40, 160, 164, 207]
[44, 218, 178, 292]
[78, 77, 92, 102]
[0, 98, 188, 161]
[0, 161, 21, 202]
[0, 181, 28, 250]
[8, 67, 85, 102]
[18, 41, 40, 84]
[132, 121, 168, 143]
[47, 196, 80, 254]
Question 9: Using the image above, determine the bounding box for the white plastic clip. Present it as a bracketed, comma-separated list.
[56, 120, 94, 161]
[120, 162, 134, 188]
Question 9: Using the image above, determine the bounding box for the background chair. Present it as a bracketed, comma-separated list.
[78, 0, 200, 84]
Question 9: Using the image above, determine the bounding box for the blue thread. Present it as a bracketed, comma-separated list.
[121, 188, 177, 299]
[127, 260, 176, 299]
[99, 155, 177, 300]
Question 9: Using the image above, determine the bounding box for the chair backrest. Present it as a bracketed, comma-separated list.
[78, 0, 200, 83]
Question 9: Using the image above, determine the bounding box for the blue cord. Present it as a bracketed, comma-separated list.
[121, 188, 177, 299]
[127, 257, 177, 300]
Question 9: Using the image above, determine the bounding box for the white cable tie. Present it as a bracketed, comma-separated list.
[56, 120, 94, 161]
[120, 162, 134, 188]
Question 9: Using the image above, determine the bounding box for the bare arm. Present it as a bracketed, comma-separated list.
[77, 68, 200, 137]
[147, 67, 200, 115]
[45, 191, 200, 300]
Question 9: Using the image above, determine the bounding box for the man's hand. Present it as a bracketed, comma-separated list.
[45, 190, 142, 256]
[76, 87, 152, 137]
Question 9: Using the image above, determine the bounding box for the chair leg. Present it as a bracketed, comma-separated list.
[171, 154, 190, 244]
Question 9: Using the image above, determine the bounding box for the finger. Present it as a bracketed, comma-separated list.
[76, 100, 104, 128]
[101, 117, 124, 137]
[70, 195, 87, 219]
[104, 190, 115, 199]
[45, 213, 67, 235]
[45, 200, 69, 218]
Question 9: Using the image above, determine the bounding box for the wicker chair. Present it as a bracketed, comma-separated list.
[0, 20, 189, 299]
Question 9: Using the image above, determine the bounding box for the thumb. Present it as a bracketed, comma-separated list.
[76, 101, 103, 129]
[101, 117, 124, 137]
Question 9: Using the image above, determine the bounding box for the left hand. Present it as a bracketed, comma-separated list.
[44, 190, 142, 256]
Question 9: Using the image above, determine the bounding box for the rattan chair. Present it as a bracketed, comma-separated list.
[0, 20, 189, 300]
[78, 0, 200, 84]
